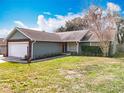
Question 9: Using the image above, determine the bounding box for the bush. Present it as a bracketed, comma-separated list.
[81, 46, 102, 56]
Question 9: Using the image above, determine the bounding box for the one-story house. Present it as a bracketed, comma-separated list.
[0, 38, 6, 56]
[6, 27, 117, 60]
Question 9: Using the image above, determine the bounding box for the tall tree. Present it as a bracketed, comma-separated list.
[55, 17, 89, 32]
[86, 6, 117, 56]
[65, 17, 89, 31]
[56, 26, 66, 32]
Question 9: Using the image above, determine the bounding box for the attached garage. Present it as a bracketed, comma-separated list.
[8, 42, 29, 59]
[6, 27, 62, 61]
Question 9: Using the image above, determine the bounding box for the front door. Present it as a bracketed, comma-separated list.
[62, 43, 67, 53]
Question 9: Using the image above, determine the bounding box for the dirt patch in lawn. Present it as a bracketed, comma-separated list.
[0, 84, 14, 93]
[60, 69, 83, 79]
[91, 74, 115, 86]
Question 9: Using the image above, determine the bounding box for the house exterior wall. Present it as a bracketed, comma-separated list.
[9, 30, 28, 40]
[0, 45, 6, 55]
[32, 41, 62, 59]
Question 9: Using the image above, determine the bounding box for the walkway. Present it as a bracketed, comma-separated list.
[0, 55, 6, 63]
[3, 54, 69, 64]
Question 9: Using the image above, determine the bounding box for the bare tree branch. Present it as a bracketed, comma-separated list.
[86, 6, 117, 56]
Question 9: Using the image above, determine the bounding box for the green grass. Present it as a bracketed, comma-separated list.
[0, 55, 124, 93]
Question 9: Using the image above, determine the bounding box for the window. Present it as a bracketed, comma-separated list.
[67, 43, 77, 52]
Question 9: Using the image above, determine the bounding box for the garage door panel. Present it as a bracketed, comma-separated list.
[8, 42, 29, 58]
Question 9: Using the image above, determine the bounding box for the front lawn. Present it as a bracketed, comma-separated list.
[0, 55, 124, 93]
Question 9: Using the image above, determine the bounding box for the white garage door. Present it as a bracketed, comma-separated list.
[8, 42, 29, 58]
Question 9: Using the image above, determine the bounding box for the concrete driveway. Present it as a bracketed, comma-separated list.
[0, 55, 6, 63]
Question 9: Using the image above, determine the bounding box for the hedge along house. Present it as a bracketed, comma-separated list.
[6, 27, 116, 61]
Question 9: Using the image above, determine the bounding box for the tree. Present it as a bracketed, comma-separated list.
[86, 6, 117, 56]
[55, 17, 89, 32]
[65, 17, 89, 31]
[56, 26, 66, 32]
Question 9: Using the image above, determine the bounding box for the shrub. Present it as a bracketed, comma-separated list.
[81, 46, 103, 56]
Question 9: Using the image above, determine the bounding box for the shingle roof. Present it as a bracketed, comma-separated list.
[7, 27, 116, 42]
[16, 28, 61, 42]
[55, 30, 89, 42]
[82, 30, 116, 42]
[8, 27, 89, 42]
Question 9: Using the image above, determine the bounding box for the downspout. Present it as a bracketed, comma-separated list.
[6, 40, 8, 57]
[31, 41, 36, 60]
